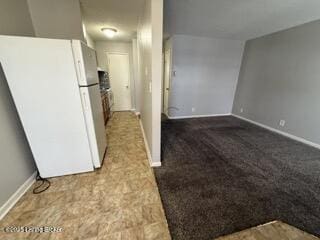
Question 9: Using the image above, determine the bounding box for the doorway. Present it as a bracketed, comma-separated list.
[107, 52, 132, 111]
[163, 49, 171, 117]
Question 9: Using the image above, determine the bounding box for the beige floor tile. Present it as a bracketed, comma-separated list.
[97, 231, 121, 240]
[121, 189, 161, 209]
[98, 209, 122, 224]
[77, 215, 100, 240]
[122, 207, 144, 229]
[215, 221, 319, 240]
[121, 226, 144, 240]
[0, 112, 170, 240]
[49, 219, 79, 240]
[142, 204, 166, 225]
[143, 222, 171, 240]
[98, 220, 126, 236]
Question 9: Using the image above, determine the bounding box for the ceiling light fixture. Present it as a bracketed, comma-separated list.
[101, 28, 117, 38]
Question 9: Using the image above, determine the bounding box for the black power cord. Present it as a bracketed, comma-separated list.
[33, 171, 51, 194]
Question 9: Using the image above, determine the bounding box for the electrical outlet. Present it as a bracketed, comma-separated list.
[240, 108, 244, 113]
[192, 107, 195, 113]
[279, 120, 286, 127]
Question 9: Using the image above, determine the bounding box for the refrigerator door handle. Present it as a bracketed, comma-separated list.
[82, 91, 89, 110]
[77, 60, 83, 82]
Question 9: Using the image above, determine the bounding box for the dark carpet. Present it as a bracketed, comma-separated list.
[154, 116, 320, 240]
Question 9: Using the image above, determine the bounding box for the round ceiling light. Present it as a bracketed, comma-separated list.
[101, 28, 117, 38]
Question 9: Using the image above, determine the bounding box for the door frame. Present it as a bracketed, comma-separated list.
[106, 52, 133, 111]
[163, 48, 172, 117]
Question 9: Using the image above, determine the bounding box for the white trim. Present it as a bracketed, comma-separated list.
[138, 119, 161, 167]
[168, 113, 231, 120]
[161, 112, 170, 119]
[232, 114, 320, 150]
[163, 47, 173, 116]
[151, 161, 162, 167]
[0, 172, 37, 220]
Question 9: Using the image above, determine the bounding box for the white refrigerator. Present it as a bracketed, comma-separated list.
[0, 36, 107, 178]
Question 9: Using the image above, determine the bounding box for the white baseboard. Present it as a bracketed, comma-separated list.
[138, 119, 161, 167]
[150, 161, 162, 167]
[0, 172, 37, 220]
[161, 112, 169, 117]
[232, 114, 320, 150]
[168, 113, 231, 120]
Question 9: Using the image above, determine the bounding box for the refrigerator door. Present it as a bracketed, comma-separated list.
[0, 36, 94, 178]
[72, 40, 99, 86]
[80, 84, 107, 168]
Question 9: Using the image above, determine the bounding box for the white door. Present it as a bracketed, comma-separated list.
[107, 53, 132, 111]
[163, 49, 171, 116]
[80, 85, 107, 168]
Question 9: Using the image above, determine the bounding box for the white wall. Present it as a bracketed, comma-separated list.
[233, 19, 320, 146]
[168, 34, 244, 118]
[151, 0, 163, 163]
[132, 39, 141, 112]
[0, 0, 36, 209]
[137, 0, 163, 165]
[86, 34, 96, 49]
[95, 41, 136, 110]
[137, 0, 153, 162]
[83, 24, 95, 49]
[27, 0, 85, 41]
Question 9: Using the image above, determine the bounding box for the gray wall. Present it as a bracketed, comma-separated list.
[0, 0, 36, 208]
[233, 19, 320, 145]
[168, 34, 244, 118]
[0, 0, 34, 36]
[27, 0, 85, 41]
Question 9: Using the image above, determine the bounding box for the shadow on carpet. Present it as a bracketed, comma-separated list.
[154, 116, 320, 240]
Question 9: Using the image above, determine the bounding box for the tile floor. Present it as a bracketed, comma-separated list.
[0, 112, 171, 240]
[216, 221, 319, 240]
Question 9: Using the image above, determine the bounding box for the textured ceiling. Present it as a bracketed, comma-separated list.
[80, 0, 145, 42]
[165, 0, 320, 40]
